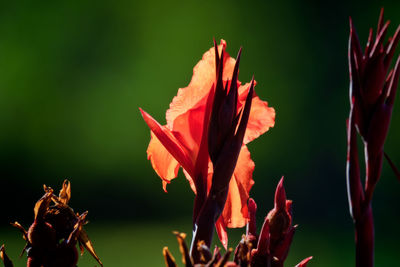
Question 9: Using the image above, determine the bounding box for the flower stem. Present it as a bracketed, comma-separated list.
[190, 188, 228, 263]
[355, 203, 374, 267]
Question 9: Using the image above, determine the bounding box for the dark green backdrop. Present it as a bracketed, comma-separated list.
[1, 0, 399, 266]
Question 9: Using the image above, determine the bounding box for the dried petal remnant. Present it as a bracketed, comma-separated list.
[0, 245, 14, 267]
[12, 180, 102, 267]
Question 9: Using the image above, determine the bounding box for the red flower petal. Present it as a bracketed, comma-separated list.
[166, 40, 236, 128]
[221, 145, 255, 228]
[170, 95, 209, 164]
[147, 132, 180, 192]
[215, 216, 228, 250]
[140, 108, 195, 178]
[238, 83, 276, 144]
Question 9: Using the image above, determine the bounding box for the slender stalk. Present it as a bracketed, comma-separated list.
[190, 186, 228, 263]
[354, 203, 374, 267]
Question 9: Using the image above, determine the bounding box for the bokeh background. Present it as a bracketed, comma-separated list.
[1, 0, 400, 266]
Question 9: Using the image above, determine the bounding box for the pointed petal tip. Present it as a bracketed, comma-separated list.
[248, 77, 255, 95]
[139, 107, 148, 118]
[349, 16, 354, 30]
[162, 180, 170, 193]
[275, 176, 287, 209]
[295, 256, 313, 267]
[236, 47, 242, 63]
[277, 176, 285, 191]
[377, 7, 385, 33]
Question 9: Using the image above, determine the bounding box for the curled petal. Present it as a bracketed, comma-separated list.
[147, 132, 180, 192]
[220, 145, 255, 229]
[238, 83, 275, 144]
[59, 180, 71, 205]
[33, 191, 53, 221]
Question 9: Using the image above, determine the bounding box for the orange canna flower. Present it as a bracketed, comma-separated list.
[140, 40, 275, 246]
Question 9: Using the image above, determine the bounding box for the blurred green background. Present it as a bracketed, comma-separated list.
[1, 0, 400, 266]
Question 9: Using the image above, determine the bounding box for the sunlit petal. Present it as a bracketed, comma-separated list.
[166, 40, 236, 128]
[221, 145, 255, 228]
[140, 108, 195, 177]
[147, 132, 180, 192]
[238, 83, 276, 144]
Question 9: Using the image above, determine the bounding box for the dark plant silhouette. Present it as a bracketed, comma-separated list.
[347, 8, 400, 267]
[162, 179, 312, 267]
[0, 180, 102, 267]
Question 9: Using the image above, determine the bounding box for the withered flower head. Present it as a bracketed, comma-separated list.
[11, 180, 102, 267]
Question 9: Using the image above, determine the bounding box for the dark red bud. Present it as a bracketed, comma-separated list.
[246, 198, 258, 237]
[274, 177, 286, 210]
[256, 218, 270, 256]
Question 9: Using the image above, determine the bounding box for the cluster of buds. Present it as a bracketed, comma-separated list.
[235, 178, 311, 267]
[163, 178, 312, 267]
[0, 180, 102, 267]
[347, 8, 400, 267]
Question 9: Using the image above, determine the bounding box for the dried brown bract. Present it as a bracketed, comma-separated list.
[163, 232, 237, 267]
[0, 245, 14, 267]
[11, 180, 102, 267]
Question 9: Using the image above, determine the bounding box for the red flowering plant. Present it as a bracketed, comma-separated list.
[140, 40, 311, 265]
[140, 39, 274, 251]
[347, 9, 400, 267]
